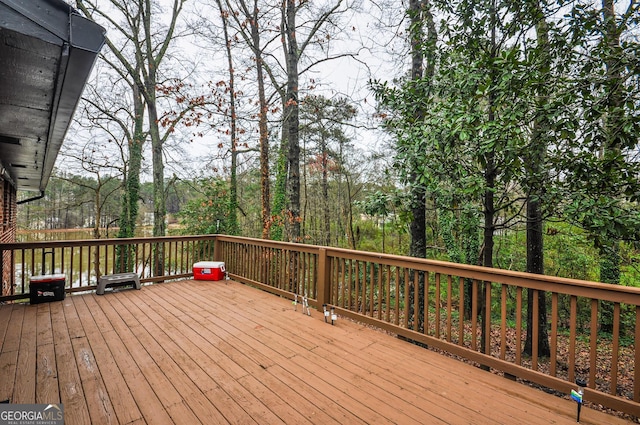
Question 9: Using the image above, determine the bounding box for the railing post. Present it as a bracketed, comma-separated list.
[213, 236, 222, 262]
[316, 247, 331, 312]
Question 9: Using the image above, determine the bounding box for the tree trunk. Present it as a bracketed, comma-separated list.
[257, 56, 270, 239]
[321, 138, 330, 246]
[217, 0, 239, 235]
[247, 0, 270, 239]
[524, 0, 551, 358]
[271, 147, 287, 241]
[345, 173, 357, 250]
[599, 244, 620, 333]
[598, 0, 624, 332]
[117, 83, 144, 272]
[284, 0, 301, 242]
[406, 0, 435, 334]
[93, 184, 101, 239]
[408, 0, 427, 261]
[481, 156, 495, 358]
[524, 198, 550, 356]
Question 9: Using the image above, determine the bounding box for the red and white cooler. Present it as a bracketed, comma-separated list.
[193, 261, 226, 281]
[30, 274, 66, 304]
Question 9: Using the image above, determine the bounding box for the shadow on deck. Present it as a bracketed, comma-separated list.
[0, 280, 632, 424]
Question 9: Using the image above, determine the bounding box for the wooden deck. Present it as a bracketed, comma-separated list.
[0, 279, 632, 425]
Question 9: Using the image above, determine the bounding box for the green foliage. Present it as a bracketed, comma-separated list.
[541, 223, 599, 281]
[620, 244, 640, 288]
[358, 191, 392, 218]
[177, 178, 231, 235]
[270, 147, 288, 241]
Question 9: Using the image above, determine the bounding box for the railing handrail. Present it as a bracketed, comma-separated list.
[0, 234, 216, 250]
[218, 235, 640, 304]
[214, 234, 323, 254]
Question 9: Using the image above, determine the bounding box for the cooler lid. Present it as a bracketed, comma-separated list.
[31, 273, 66, 282]
[193, 261, 225, 268]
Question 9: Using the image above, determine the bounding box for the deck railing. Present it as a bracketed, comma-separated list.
[0, 235, 216, 299]
[217, 235, 640, 418]
[1, 234, 639, 416]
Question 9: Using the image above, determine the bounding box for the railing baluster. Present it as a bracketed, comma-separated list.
[590, 299, 598, 389]
[446, 275, 452, 343]
[413, 270, 419, 332]
[459, 277, 465, 346]
[569, 295, 577, 383]
[377, 264, 383, 320]
[516, 287, 522, 366]
[485, 281, 491, 356]
[305, 251, 309, 297]
[532, 289, 539, 371]
[30, 247, 35, 280]
[471, 279, 478, 351]
[137, 241, 142, 274]
[277, 246, 281, 289]
[369, 262, 374, 317]
[354, 261, 360, 313]
[348, 260, 353, 311]
[79, 245, 84, 286]
[333, 256, 340, 305]
[435, 273, 441, 339]
[21, 248, 27, 293]
[398, 267, 404, 331]
[69, 247, 75, 288]
[384, 264, 390, 322]
[635, 306, 640, 403]
[611, 302, 620, 396]
[501, 284, 507, 360]
[342, 258, 348, 309]
[394, 266, 400, 325]
[60, 247, 65, 275]
[550, 292, 558, 376]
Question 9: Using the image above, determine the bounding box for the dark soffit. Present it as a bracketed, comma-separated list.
[0, 0, 105, 192]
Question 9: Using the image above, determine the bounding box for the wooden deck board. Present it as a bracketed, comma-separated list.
[0, 304, 13, 350]
[74, 295, 143, 425]
[0, 350, 17, 403]
[13, 305, 36, 404]
[90, 295, 176, 425]
[0, 279, 633, 424]
[205, 284, 494, 424]
[181, 286, 425, 425]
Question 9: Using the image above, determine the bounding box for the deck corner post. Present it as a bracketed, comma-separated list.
[213, 236, 222, 262]
[316, 247, 331, 312]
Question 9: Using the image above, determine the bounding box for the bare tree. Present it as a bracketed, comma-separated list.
[77, 0, 199, 275]
[279, 0, 348, 242]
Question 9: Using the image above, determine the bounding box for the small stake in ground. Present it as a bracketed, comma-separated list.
[571, 379, 586, 422]
[293, 293, 311, 315]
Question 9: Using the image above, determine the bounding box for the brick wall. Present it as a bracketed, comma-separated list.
[1, 178, 17, 296]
